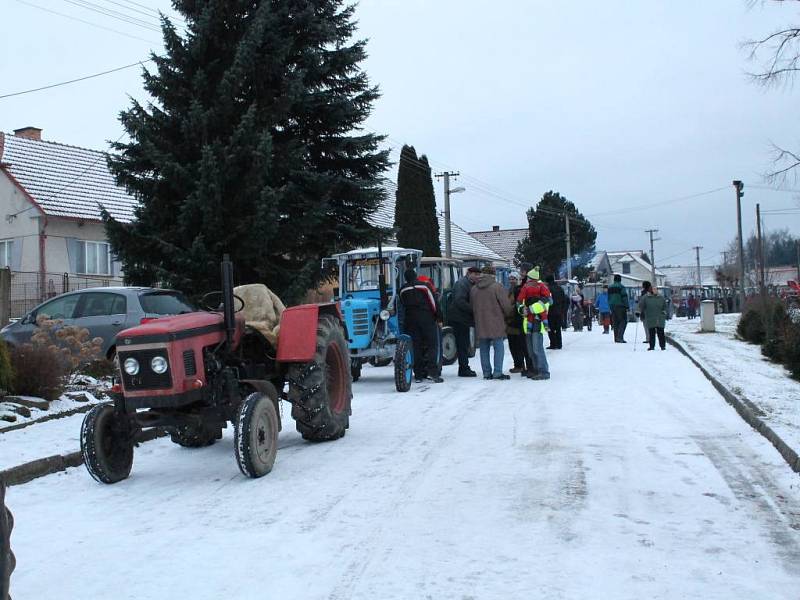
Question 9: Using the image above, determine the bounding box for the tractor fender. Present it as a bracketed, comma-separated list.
[276, 303, 345, 363]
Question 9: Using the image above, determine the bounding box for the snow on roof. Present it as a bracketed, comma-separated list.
[372, 180, 504, 262]
[0, 132, 136, 223]
[607, 250, 665, 277]
[660, 266, 719, 287]
[467, 228, 528, 263]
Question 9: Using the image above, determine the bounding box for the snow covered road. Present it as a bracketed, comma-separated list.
[7, 328, 800, 599]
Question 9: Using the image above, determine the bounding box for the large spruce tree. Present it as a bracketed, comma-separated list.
[393, 145, 441, 256]
[104, 1, 389, 302]
[516, 191, 596, 277]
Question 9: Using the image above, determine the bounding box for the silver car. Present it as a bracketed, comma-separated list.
[1, 287, 196, 360]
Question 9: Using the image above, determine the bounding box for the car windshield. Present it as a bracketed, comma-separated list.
[139, 291, 196, 315]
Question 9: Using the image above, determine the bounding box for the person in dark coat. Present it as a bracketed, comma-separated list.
[608, 274, 629, 343]
[637, 281, 667, 350]
[399, 269, 443, 383]
[544, 274, 565, 349]
[449, 266, 480, 377]
[0, 479, 13, 600]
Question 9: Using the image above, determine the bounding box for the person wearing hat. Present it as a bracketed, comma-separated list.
[450, 266, 481, 377]
[517, 266, 552, 379]
[637, 280, 667, 350]
[470, 265, 512, 379]
[399, 269, 443, 383]
[506, 270, 534, 375]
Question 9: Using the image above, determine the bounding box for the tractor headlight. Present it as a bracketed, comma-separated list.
[123, 358, 140, 376]
[150, 355, 168, 374]
[379, 309, 391, 321]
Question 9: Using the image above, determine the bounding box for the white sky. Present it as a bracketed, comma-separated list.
[2, 0, 799, 267]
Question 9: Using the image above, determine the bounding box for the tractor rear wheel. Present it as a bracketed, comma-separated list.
[441, 326, 457, 366]
[235, 392, 279, 478]
[288, 315, 351, 441]
[394, 336, 413, 392]
[81, 403, 134, 484]
[169, 424, 221, 448]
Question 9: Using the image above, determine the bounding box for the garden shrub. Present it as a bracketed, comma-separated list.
[782, 315, 800, 381]
[9, 317, 103, 401]
[737, 308, 764, 344]
[0, 340, 13, 394]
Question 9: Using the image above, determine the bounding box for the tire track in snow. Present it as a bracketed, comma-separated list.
[326, 384, 490, 600]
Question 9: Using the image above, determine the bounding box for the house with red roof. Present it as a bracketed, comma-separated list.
[0, 127, 133, 314]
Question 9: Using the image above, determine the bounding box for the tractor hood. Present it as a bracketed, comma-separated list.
[118, 312, 242, 345]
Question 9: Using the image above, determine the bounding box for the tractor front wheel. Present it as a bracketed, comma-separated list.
[288, 315, 351, 441]
[441, 326, 457, 366]
[394, 336, 413, 392]
[81, 403, 134, 484]
[235, 392, 279, 478]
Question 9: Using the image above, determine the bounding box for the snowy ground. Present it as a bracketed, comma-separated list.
[667, 314, 800, 457]
[6, 328, 800, 599]
[0, 380, 108, 431]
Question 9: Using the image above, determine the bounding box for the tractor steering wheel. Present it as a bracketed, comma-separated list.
[199, 291, 245, 313]
[359, 279, 379, 289]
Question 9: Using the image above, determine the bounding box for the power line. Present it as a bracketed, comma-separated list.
[14, 0, 158, 43]
[61, 0, 162, 32]
[0, 59, 152, 100]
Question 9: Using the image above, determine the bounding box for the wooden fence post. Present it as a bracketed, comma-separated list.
[0, 269, 10, 328]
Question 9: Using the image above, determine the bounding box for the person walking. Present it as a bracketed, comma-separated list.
[570, 287, 585, 331]
[450, 266, 481, 377]
[506, 271, 534, 375]
[544, 274, 565, 349]
[637, 281, 667, 350]
[399, 269, 443, 383]
[517, 266, 552, 380]
[471, 266, 512, 380]
[687, 293, 698, 320]
[608, 274, 629, 343]
[595, 285, 611, 334]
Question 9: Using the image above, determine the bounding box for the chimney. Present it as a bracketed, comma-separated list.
[492, 225, 500, 232]
[14, 127, 42, 141]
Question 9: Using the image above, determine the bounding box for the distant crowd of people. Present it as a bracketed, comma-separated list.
[397, 265, 672, 385]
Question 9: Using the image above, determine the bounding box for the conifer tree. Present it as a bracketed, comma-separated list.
[394, 145, 441, 256]
[104, 1, 389, 302]
[516, 191, 596, 277]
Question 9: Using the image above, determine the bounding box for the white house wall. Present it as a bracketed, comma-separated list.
[43, 218, 112, 275]
[0, 171, 40, 271]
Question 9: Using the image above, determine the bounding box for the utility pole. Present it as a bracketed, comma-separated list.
[435, 171, 461, 258]
[756, 203, 766, 296]
[565, 211, 572, 280]
[733, 180, 746, 310]
[693, 246, 703, 296]
[645, 229, 659, 288]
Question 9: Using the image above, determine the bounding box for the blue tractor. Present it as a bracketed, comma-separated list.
[330, 246, 423, 392]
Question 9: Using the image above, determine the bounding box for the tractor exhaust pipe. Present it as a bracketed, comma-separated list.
[378, 238, 388, 310]
[221, 254, 235, 348]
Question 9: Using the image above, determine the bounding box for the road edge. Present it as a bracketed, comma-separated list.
[0, 429, 165, 486]
[666, 334, 800, 474]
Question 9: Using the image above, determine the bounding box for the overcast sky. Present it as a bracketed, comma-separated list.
[2, 0, 799, 267]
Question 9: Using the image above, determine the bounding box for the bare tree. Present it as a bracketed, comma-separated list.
[744, 0, 800, 182]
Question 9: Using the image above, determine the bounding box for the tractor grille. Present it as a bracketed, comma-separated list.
[183, 349, 197, 376]
[118, 349, 173, 391]
[351, 308, 370, 336]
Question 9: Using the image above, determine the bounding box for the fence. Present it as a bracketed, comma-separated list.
[2, 269, 124, 320]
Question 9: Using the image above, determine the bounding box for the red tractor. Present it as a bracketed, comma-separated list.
[80, 256, 352, 482]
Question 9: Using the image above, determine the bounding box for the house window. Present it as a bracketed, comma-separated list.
[622, 263, 631, 275]
[78, 241, 112, 275]
[0, 241, 11, 268]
